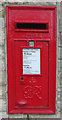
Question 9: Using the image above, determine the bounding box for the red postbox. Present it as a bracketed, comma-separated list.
[6, 6, 57, 114]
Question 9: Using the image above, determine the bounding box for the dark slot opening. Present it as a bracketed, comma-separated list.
[16, 23, 48, 30]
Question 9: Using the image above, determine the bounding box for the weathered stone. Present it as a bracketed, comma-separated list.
[5, 0, 57, 3]
[60, 60, 62, 78]
[0, 99, 6, 112]
[58, 47, 62, 60]
[1, 112, 8, 119]
[0, 36, 5, 46]
[0, 72, 2, 86]
[58, 60, 60, 72]
[0, 58, 5, 71]
[0, 0, 6, 3]
[0, 39, 5, 47]
[29, 112, 60, 118]
[0, 4, 2, 12]
[60, 91, 62, 97]
[60, 101, 62, 109]
[58, 35, 61, 46]
[57, 101, 60, 111]
[0, 18, 4, 29]
[0, 4, 2, 17]
[0, 85, 6, 99]
[58, 47, 60, 60]
[0, 19, 5, 45]
[2, 85, 7, 99]
[60, 1, 62, 27]
[0, 71, 7, 86]
[0, 4, 4, 18]
[0, 86, 2, 99]
[0, 46, 5, 58]
[8, 114, 27, 118]
[60, 32, 62, 46]
[60, 77, 62, 85]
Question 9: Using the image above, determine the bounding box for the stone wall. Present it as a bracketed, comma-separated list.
[0, 1, 61, 119]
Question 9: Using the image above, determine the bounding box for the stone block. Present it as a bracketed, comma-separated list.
[0, 46, 5, 58]
[0, 71, 7, 86]
[0, 18, 4, 29]
[29, 112, 60, 118]
[58, 47, 62, 60]
[60, 1, 62, 27]
[0, 4, 4, 18]
[60, 32, 62, 46]
[0, 58, 5, 71]
[0, 99, 6, 112]
[60, 60, 62, 78]
[0, 85, 6, 99]
[6, 0, 57, 2]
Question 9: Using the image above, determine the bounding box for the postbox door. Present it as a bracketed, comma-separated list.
[15, 40, 49, 108]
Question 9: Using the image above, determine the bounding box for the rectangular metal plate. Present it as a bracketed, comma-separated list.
[23, 48, 40, 74]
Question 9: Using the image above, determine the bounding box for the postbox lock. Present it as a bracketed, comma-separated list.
[20, 77, 25, 85]
[21, 77, 23, 82]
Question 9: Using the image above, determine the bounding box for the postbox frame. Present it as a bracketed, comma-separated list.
[6, 6, 57, 114]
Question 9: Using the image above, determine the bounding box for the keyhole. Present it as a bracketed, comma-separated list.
[21, 77, 23, 82]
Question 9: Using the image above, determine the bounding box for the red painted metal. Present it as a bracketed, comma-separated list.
[6, 6, 57, 114]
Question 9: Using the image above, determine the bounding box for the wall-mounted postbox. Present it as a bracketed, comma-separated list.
[6, 6, 57, 114]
